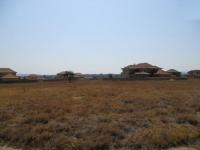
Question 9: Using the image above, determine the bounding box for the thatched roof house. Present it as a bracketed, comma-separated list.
[167, 69, 181, 77]
[122, 63, 161, 78]
[0, 68, 19, 81]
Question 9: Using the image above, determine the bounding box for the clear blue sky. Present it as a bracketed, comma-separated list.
[0, 0, 200, 74]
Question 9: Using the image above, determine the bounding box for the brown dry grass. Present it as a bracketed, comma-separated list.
[0, 80, 200, 150]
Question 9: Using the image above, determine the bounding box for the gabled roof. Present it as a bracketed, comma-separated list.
[123, 63, 161, 69]
[0, 68, 17, 73]
[167, 69, 180, 73]
[155, 70, 171, 75]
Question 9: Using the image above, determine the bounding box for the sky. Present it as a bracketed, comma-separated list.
[0, 0, 200, 74]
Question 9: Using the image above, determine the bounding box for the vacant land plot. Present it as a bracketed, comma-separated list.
[0, 80, 200, 150]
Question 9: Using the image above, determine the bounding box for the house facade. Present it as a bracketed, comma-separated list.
[121, 63, 161, 78]
[0, 68, 19, 81]
[188, 70, 200, 78]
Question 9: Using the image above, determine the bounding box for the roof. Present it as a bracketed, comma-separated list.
[155, 70, 171, 75]
[57, 71, 74, 75]
[1, 74, 18, 79]
[167, 69, 180, 73]
[0, 68, 17, 73]
[123, 63, 161, 69]
[135, 71, 150, 75]
[188, 70, 200, 73]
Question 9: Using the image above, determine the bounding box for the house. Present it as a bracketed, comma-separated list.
[121, 63, 161, 78]
[167, 69, 181, 77]
[155, 69, 172, 77]
[0, 68, 19, 81]
[56, 71, 75, 80]
[188, 70, 200, 78]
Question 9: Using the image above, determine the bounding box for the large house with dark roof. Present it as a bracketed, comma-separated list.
[121, 63, 161, 78]
[0, 68, 19, 81]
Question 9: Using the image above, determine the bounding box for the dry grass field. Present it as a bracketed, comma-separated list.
[0, 80, 200, 150]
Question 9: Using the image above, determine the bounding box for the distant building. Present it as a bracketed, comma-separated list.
[43, 75, 56, 80]
[56, 71, 74, 80]
[84, 74, 96, 80]
[0, 68, 19, 81]
[167, 69, 181, 77]
[26, 74, 40, 80]
[188, 70, 200, 78]
[74, 73, 84, 79]
[155, 69, 172, 77]
[111, 74, 122, 79]
[121, 63, 161, 78]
